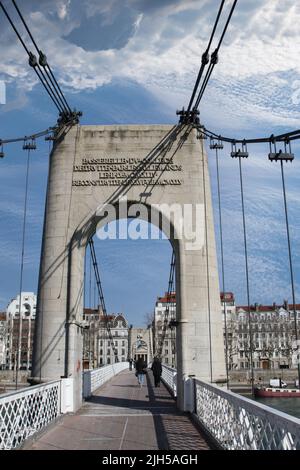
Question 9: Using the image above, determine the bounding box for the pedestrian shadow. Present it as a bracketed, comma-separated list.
[145, 373, 211, 450]
[86, 370, 210, 450]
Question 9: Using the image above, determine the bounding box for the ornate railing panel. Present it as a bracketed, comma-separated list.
[194, 380, 300, 450]
[0, 381, 61, 450]
[83, 362, 129, 397]
[161, 364, 177, 397]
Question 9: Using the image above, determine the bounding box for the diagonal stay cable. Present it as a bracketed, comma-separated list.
[157, 251, 176, 359]
[89, 239, 119, 362]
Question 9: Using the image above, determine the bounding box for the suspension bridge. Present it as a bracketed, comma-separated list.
[0, 0, 300, 451]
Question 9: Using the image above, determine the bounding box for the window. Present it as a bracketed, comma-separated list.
[115, 341, 118, 346]
[165, 350, 168, 355]
[122, 349, 125, 356]
[100, 349, 103, 356]
[107, 358, 110, 364]
[165, 358, 168, 364]
[122, 357, 125, 362]
[122, 340, 125, 346]
[107, 349, 110, 355]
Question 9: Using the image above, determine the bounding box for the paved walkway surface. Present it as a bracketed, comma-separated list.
[24, 369, 211, 450]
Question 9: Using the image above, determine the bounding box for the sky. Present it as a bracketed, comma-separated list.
[0, 0, 300, 327]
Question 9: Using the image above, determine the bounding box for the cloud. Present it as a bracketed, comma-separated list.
[1, 0, 300, 315]
[0, 0, 299, 129]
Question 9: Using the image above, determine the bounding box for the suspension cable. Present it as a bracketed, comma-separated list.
[0, 2, 62, 113]
[193, 0, 238, 109]
[215, 145, 229, 388]
[201, 139, 213, 382]
[279, 160, 300, 390]
[203, 126, 300, 145]
[0, 126, 55, 146]
[237, 155, 254, 396]
[15, 146, 32, 389]
[1, 1, 79, 119]
[11, 0, 72, 115]
[186, 0, 225, 114]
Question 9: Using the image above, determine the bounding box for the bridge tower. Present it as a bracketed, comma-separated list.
[30, 125, 226, 410]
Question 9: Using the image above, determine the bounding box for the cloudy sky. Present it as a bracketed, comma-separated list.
[0, 0, 300, 326]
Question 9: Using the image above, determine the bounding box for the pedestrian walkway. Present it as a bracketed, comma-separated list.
[24, 369, 211, 450]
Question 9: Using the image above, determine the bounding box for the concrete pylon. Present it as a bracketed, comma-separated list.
[31, 124, 226, 411]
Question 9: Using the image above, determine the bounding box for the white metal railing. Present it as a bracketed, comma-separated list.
[0, 380, 61, 450]
[161, 364, 177, 397]
[194, 379, 300, 450]
[83, 362, 129, 398]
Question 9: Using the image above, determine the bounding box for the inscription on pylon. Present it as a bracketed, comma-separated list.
[72, 156, 183, 187]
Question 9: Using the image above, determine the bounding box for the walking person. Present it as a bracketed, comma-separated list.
[151, 356, 162, 387]
[129, 358, 133, 371]
[135, 357, 147, 388]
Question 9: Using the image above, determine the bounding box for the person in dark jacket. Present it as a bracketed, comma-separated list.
[151, 357, 162, 387]
[135, 357, 147, 387]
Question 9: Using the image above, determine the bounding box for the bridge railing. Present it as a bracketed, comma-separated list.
[161, 364, 177, 397]
[83, 362, 129, 398]
[194, 379, 300, 450]
[0, 380, 61, 450]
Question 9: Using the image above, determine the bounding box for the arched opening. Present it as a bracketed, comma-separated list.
[81, 215, 176, 371]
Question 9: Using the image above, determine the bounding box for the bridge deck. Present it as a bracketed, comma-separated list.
[24, 369, 211, 450]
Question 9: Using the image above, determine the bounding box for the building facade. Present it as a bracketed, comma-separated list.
[129, 327, 153, 366]
[221, 292, 238, 370]
[5, 292, 36, 370]
[153, 290, 300, 371]
[221, 293, 300, 370]
[82, 308, 129, 368]
[153, 292, 176, 367]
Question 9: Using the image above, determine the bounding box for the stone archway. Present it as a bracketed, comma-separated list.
[31, 124, 226, 411]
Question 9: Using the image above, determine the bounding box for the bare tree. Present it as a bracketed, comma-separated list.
[144, 311, 155, 328]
